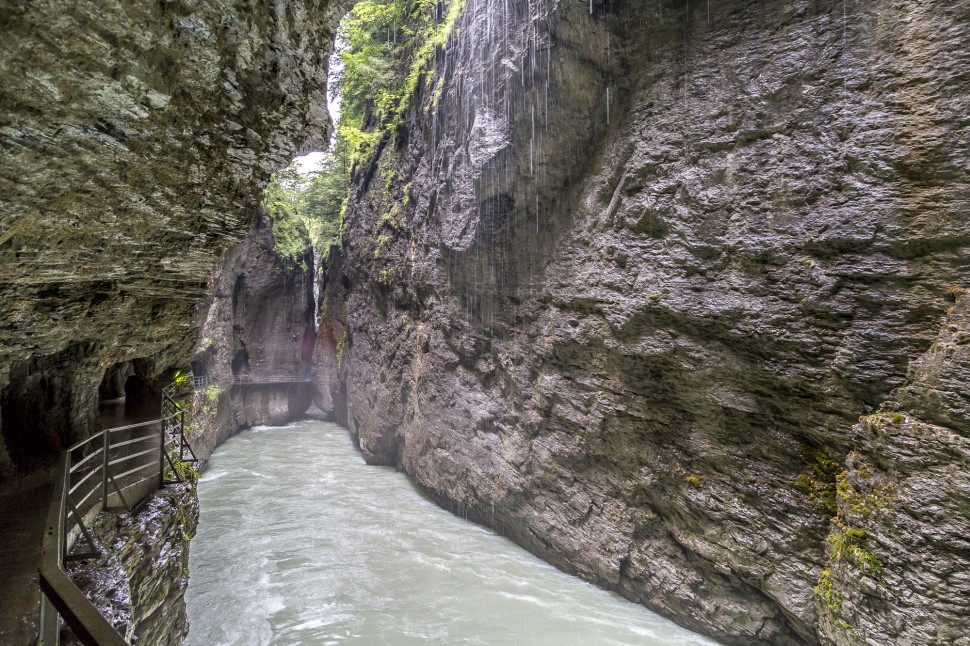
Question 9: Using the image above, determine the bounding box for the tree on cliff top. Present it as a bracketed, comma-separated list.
[263, 0, 464, 265]
[264, 152, 346, 267]
[336, 0, 465, 163]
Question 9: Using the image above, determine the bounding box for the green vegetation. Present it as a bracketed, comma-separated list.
[828, 527, 880, 571]
[810, 453, 893, 631]
[794, 444, 839, 516]
[337, 333, 347, 371]
[263, 157, 347, 267]
[815, 569, 840, 613]
[338, 0, 466, 162]
[834, 456, 895, 520]
[684, 473, 704, 487]
[193, 384, 224, 416]
[262, 0, 466, 266]
[206, 384, 222, 405]
[814, 569, 850, 631]
[176, 456, 199, 482]
[377, 204, 401, 230]
[858, 411, 905, 429]
[168, 454, 199, 484]
[374, 233, 392, 258]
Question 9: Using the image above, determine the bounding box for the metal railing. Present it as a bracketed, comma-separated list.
[232, 374, 309, 384]
[191, 374, 309, 390]
[191, 375, 216, 389]
[39, 388, 197, 646]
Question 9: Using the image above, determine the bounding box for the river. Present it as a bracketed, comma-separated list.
[185, 418, 720, 646]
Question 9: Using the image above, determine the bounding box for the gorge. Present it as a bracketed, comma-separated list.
[1, 1, 969, 645]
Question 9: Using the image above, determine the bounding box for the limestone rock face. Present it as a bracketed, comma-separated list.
[68, 482, 199, 646]
[189, 215, 316, 462]
[311, 252, 347, 420]
[817, 292, 970, 645]
[0, 0, 344, 477]
[325, 0, 970, 643]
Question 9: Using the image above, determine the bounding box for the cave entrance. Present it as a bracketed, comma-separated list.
[0, 372, 65, 472]
[231, 347, 250, 377]
[99, 360, 132, 402]
[191, 358, 208, 380]
[0, 343, 101, 474]
[122, 374, 159, 420]
[98, 361, 160, 429]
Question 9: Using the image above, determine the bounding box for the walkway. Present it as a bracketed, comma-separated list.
[0, 398, 162, 645]
[192, 375, 311, 389]
[0, 466, 55, 645]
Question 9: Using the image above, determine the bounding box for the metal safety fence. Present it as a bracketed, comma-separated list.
[38, 385, 197, 646]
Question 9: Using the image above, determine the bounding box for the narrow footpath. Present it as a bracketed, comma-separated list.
[0, 467, 55, 645]
[0, 396, 160, 644]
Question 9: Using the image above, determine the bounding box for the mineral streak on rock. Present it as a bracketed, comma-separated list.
[0, 0, 345, 476]
[323, 0, 970, 643]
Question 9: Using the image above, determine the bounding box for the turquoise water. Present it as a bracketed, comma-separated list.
[185, 419, 719, 646]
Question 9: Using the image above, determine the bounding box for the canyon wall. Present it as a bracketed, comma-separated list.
[0, 0, 343, 479]
[2, 0, 968, 643]
[189, 214, 317, 463]
[324, 0, 970, 643]
[0, 2, 342, 643]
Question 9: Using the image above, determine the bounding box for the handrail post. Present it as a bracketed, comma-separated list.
[159, 414, 166, 486]
[101, 430, 109, 510]
[39, 592, 59, 646]
[59, 456, 68, 562]
[180, 408, 186, 462]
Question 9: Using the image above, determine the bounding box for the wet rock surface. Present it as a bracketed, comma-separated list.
[2, 0, 968, 643]
[0, 468, 55, 645]
[0, 1, 343, 641]
[325, 0, 970, 643]
[189, 215, 316, 463]
[0, 0, 344, 478]
[68, 483, 199, 646]
[817, 292, 970, 645]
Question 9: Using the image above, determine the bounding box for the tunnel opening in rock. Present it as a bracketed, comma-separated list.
[98, 361, 133, 402]
[122, 374, 159, 419]
[231, 346, 250, 377]
[191, 357, 208, 380]
[0, 374, 65, 473]
[0, 343, 101, 475]
[97, 361, 160, 429]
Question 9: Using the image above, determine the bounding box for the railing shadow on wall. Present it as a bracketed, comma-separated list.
[38, 382, 197, 646]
